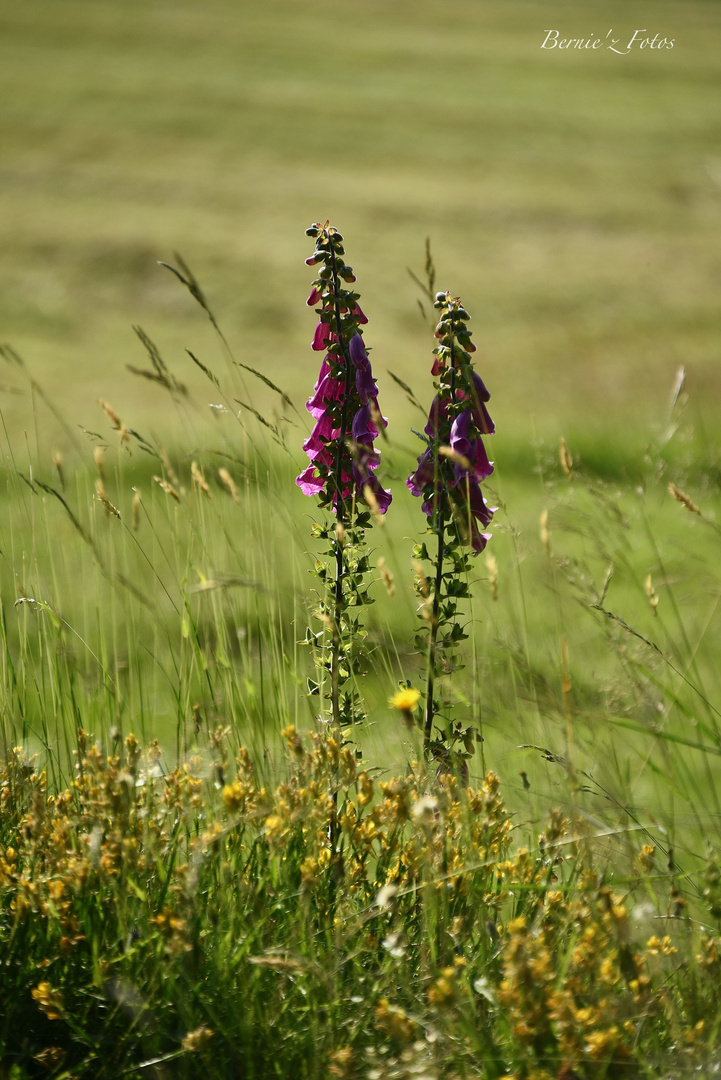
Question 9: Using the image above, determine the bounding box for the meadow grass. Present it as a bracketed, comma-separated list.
[1, 262, 721, 1075]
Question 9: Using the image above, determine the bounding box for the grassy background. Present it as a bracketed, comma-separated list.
[0, 0, 720, 865]
[1, 0, 720, 457]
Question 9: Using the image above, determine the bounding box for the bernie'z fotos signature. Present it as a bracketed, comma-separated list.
[541, 29, 675, 54]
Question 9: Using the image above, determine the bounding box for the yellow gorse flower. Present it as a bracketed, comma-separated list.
[32, 982, 64, 1020]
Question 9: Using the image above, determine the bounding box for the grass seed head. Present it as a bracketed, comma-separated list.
[644, 573, 659, 615]
[98, 398, 121, 429]
[52, 451, 64, 490]
[218, 467, 239, 503]
[191, 460, 212, 499]
[439, 444, 471, 471]
[98, 399, 129, 444]
[132, 489, 141, 530]
[94, 478, 120, 518]
[378, 556, 395, 596]
[668, 482, 700, 515]
[485, 550, 498, 601]
[362, 482, 383, 525]
[153, 475, 180, 502]
[540, 509, 551, 557]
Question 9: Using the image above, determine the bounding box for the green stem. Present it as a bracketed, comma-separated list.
[326, 233, 353, 739]
[423, 330, 457, 755]
[424, 511, 445, 750]
[323, 230, 357, 861]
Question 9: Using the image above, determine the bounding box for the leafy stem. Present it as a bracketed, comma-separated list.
[424, 333, 457, 751]
[408, 288, 495, 777]
[327, 233, 353, 740]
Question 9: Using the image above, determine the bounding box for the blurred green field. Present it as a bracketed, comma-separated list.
[1, 0, 720, 460]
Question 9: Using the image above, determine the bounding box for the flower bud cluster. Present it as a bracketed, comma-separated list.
[296, 223, 391, 518]
[407, 291, 495, 553]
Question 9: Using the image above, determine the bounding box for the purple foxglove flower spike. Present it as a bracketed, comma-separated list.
[296, 225, 391, 517]
[407, 290, 495, 553]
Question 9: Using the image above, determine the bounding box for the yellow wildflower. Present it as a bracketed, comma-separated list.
[32, 982, 64, 1020]
[647, 934, 677, 957]
[389, 687, 421, 716]
[375, 999, 416, 1042]
[222, 781, 245, 813]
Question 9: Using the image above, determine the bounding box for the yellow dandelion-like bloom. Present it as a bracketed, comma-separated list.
[389, 687, 421, 714]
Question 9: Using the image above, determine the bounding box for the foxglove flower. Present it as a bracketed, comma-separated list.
[296, 224, 391, 517]
[407, 291, 495, 553]
[298, 226, 393, 744]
